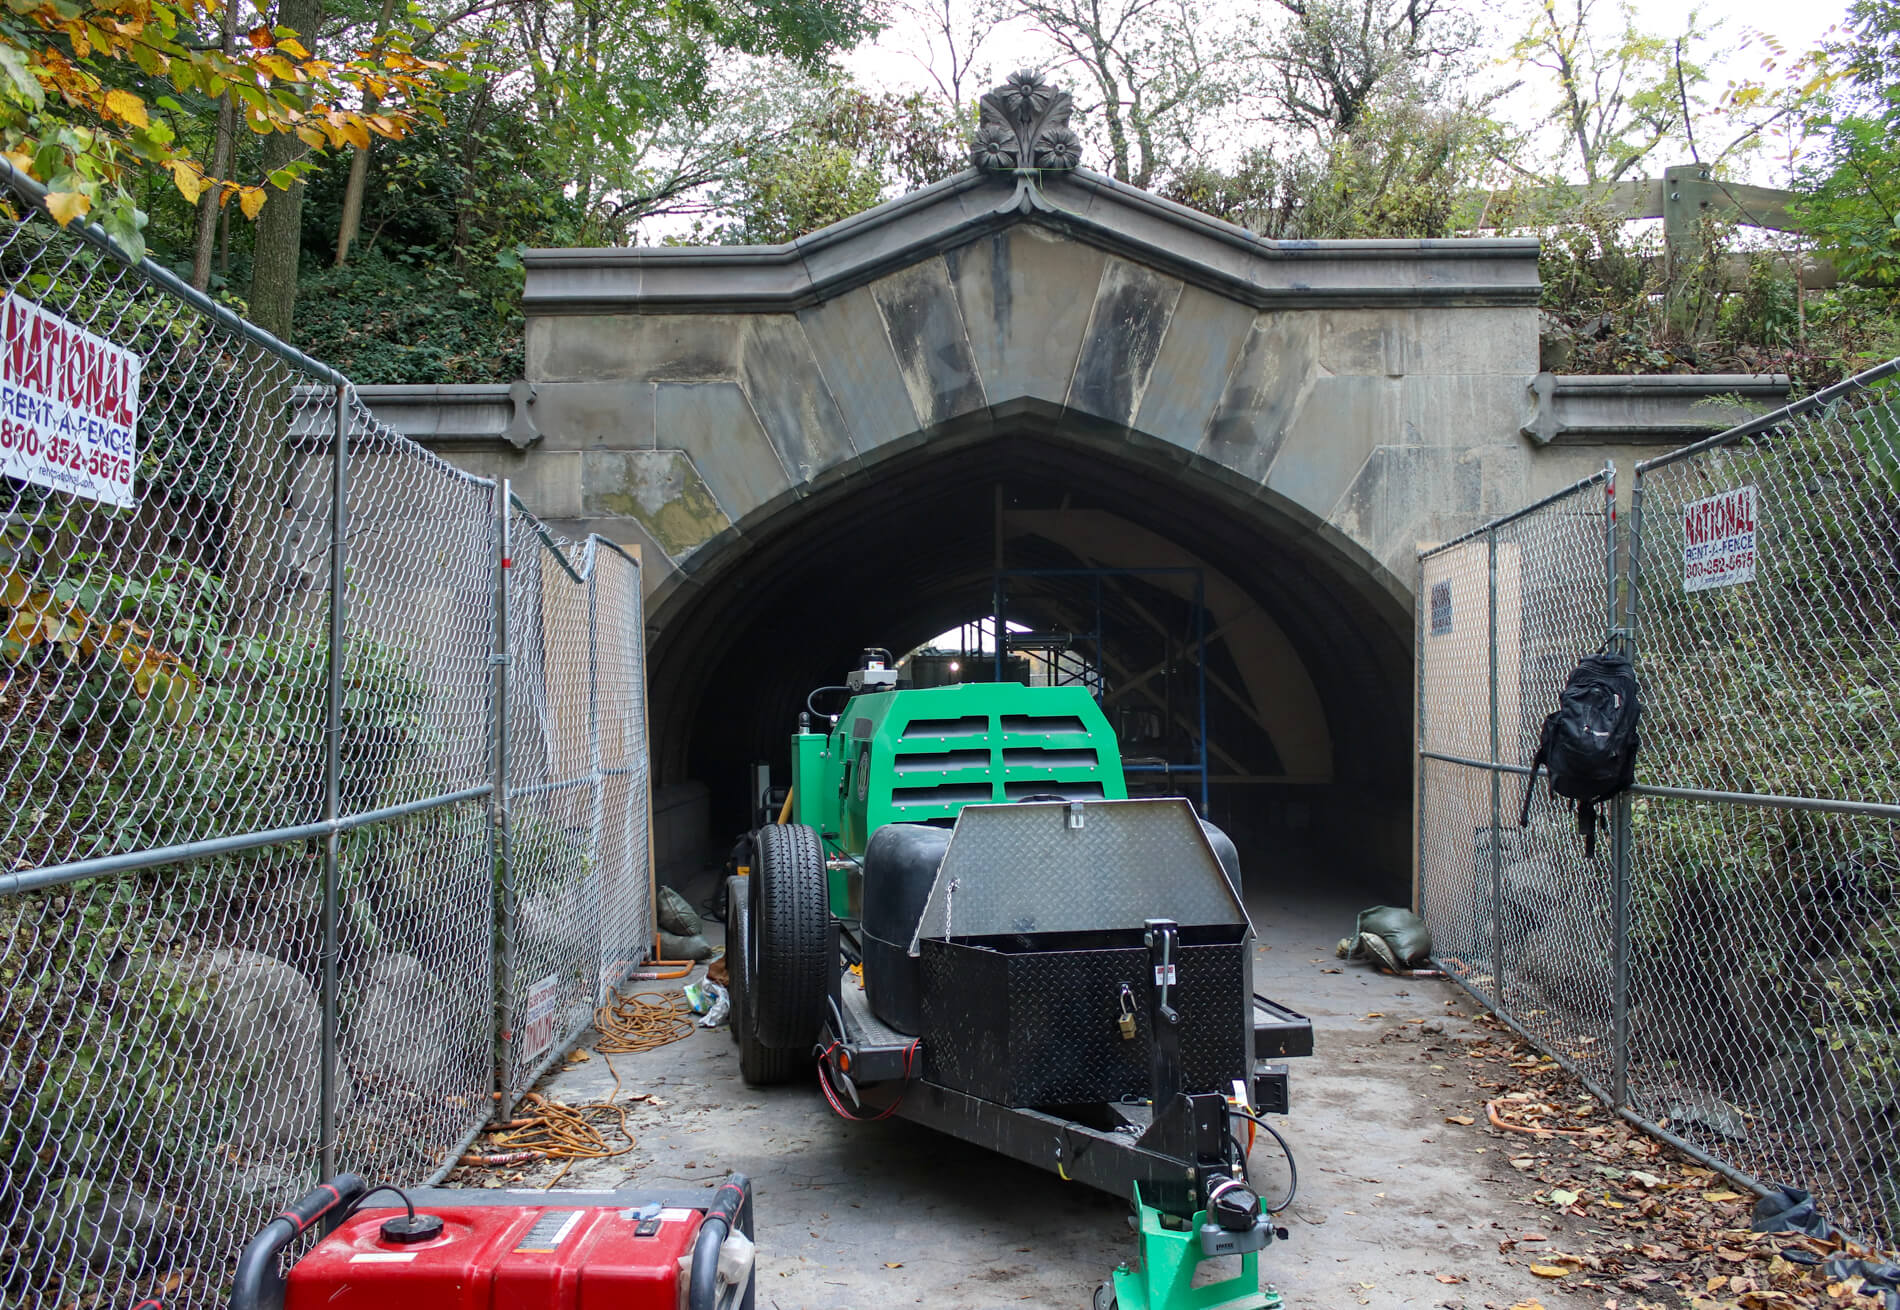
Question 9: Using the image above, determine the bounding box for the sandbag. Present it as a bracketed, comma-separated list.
[659, 930, 714, 961]
[1337, 905, 1433, 969]
[658, 886, 703, 937]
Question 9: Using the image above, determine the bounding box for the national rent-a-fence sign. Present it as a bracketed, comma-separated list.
[1683, 486, 1757, 593]
[0, 294, 141, 507]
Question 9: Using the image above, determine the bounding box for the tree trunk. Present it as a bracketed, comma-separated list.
[190, 0, 240, 291]
[248, 0, 325, 340]
[334, 0, 398, 265]
[232, 0, 324, 629]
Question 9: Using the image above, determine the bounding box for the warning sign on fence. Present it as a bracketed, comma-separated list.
[0, 294, 142, 507]
[1683, 485, 1758, 593]
[523, 972, 561, 1060]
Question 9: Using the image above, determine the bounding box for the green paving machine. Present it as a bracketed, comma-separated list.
[728, 649, 1313, 1310]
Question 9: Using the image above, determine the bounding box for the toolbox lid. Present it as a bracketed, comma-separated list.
[908, 798, 1251, 951]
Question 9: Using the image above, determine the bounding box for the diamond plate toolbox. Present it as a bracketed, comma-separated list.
[918, 929, 1249, 1105]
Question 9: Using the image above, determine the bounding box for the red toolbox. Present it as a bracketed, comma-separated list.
[229, 1174, 755, 1310]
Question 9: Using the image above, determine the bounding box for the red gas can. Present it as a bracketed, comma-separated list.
[229, 1175, 754, 1310]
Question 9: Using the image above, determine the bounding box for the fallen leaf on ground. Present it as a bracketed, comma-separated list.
[1530, 1264, 1570, 1278]
[884, 1262, 903, 1269]
[1435, 1273, 1465, 1284]
[1547, 1188, 1580, 1206]
[1446, 1114, 1475, 1125]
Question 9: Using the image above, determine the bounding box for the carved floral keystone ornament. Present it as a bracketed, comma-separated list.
[971, 70, 1081, 172]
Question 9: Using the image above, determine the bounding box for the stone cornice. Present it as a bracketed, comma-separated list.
[1521, 372, 1792, 445]
[522, 168, 1542, 316]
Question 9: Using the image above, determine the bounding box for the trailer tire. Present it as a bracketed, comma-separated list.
[729, 876, 804, 1085]
[748, 823, 830, 1048]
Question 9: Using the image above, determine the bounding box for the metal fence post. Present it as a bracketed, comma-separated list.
[586, 555, 604, 1003]
[1605, 465, 1634, 1110]
[1487, 526, 1505, 1001]
[494, 481, 518, 1119]
[318, 383, 349, 1182]
[1613, 471, 1647, 1111]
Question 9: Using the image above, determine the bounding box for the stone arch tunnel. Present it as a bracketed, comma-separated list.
[647, 414, 1414, 886]
[369, 161, 1788, 902]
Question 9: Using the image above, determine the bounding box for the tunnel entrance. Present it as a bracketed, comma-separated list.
[647, 418, 1415, 900]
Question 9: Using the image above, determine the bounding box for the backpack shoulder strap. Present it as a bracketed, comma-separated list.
[1518, 740, 1547, 828]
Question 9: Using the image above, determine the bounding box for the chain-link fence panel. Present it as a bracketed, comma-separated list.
[589, 544, 652, 999]
[1, 167, 654, 1306]
[1416, 470, 1616, 1092]
[1418, 538, 1498, 1000]
[1492, 479, 1618, 1092]
[1626, 368, 1900, 1246]
[498, 510, 648, 1111]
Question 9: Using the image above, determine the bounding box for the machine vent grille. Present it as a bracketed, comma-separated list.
[892, 783, 995, 809]
[893, 749, 990, 774]
[999, 714, 1088, 736]
[1001, 748, 1097, 770]
[1002, 781, 1106, 801]
[901, 716, 990, 739]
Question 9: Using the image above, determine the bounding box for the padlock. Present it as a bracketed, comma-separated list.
[1117, 984, 1136, 1040]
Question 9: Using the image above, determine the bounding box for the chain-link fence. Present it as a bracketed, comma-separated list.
[0, 167, 653, 1306]
[1416, 468, 1618, 1082]
[1419, 358, 1900, 1249]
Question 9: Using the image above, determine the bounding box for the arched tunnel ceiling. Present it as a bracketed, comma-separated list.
[646, 424, 1417, 881]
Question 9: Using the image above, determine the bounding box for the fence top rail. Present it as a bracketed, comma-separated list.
[1634, 356, 1900, 474]
[1417, 465, 1613, 561]
[1, 157, 349, 389]
[508, 490, 643, 584]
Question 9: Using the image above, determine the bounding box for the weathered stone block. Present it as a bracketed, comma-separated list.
[532, 381, 656, 450]
[946, 226, 1105, 409]
[1399, 374, 1524, 447]
[527, 314, 742, 383]
[797, 286, 918, 451]
[1316, 307, 1537, 377]
[1134, 285, 1256, 452]
[868, 258, 987, 427]
[1332, 444, 1484, 570]
[1067, 257, 1184, 427]
[739, 316, 858, 486]
[654, 381, 789, 522]
[1197, 314, 1319, 483]
[1266, 374, 1400, 519]
[581, 449, 731, 558]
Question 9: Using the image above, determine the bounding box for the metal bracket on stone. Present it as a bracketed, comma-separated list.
[504, 379, 540, 451]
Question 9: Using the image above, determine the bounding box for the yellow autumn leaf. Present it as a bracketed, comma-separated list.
[0, 567, 26, 607]
[167, 159, 207, 203]
[238, 185, 266, 219]
[1528, 1264, 1569, 1278]
[102, 86, 147, 127]
[276, 35, 309, 56]
[44, 190, 90, 226]
[338, 116, 370, 149]
[295, 124, 327, 149]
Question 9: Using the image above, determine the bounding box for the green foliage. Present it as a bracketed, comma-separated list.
[293, 248, 523, 382]
[698, 86, 964, 245]
[1799, 0, 1900, 290]
[1164, 94, 1505, 240]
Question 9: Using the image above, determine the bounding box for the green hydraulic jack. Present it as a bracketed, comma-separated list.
[1099, 1183, 1285, 1310]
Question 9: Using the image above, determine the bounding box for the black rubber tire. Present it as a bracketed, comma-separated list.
[748, 823, 831, 1048]
[729, 876, 804, 1085]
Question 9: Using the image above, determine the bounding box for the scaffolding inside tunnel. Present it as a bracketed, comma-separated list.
[990, 567, 1211, 812]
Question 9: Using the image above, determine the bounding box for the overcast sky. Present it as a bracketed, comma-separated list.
[837, 0, 1854, 186]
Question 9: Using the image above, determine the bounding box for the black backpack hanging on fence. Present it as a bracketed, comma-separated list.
[1519, 650, 1642, 858]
